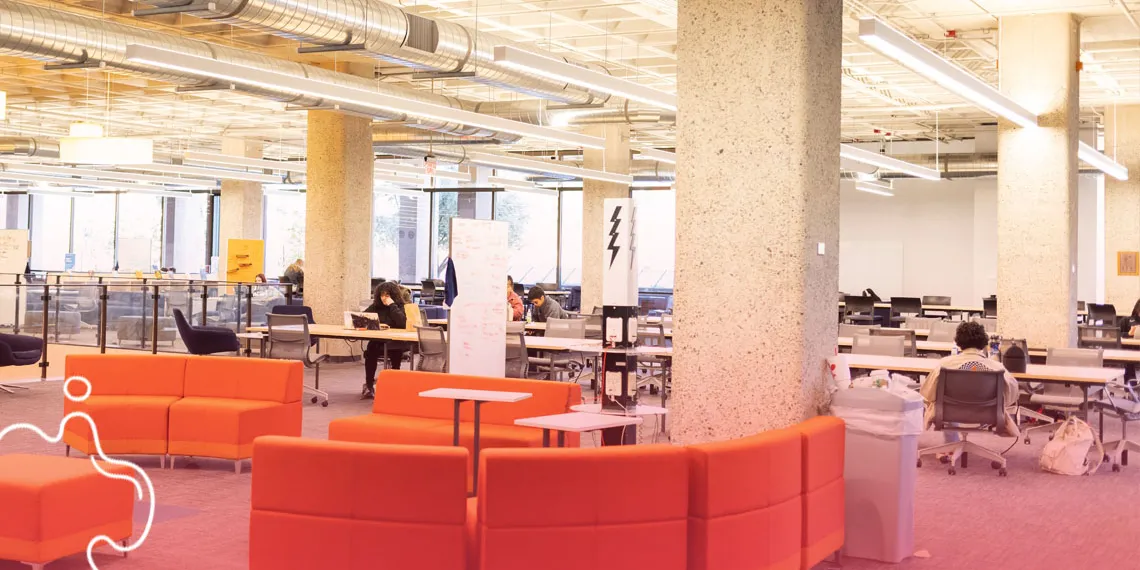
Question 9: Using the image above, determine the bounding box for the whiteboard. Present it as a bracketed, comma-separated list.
[839, 240, 904, 299]
[0, 229, 28, 274]
[447, 218, 509, 377]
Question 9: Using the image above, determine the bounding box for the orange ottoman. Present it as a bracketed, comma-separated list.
[0, 455, 134, 569]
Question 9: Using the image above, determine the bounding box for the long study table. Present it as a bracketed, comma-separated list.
[838, 336, 1140, 364]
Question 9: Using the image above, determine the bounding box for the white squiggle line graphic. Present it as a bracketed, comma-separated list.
[0, 375, 155, 570]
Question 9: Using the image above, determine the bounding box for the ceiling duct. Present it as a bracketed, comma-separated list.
[849, 153, 1103, 179]
[0, 137, 59, 159]
[141, 0, 613, 105]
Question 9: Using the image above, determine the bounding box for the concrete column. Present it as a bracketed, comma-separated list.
[580, 124, 630, 313]
[1104, 105, 1140, 310]
[996, 14, 1079, 347]
[671, 0, 841, 444]
[305, 110, 373, 336]
[217, 138, 262, 272]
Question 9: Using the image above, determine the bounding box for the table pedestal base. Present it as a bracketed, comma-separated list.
[601, 424, 637, 446]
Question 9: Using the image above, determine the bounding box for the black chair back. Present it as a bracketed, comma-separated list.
[172, 308, 195, 346]
[1078, 324, 1122, 350]
[935, 368, 1006, 428]
[923, 295, 952, 307]
[983, 297, 997, 318]
[1089, 303, 1118, 327]
[844, 295, 874, 315]
[536, 282, 559, 292]
[271, 304, 315, 324]
[890, 297, 922, 315]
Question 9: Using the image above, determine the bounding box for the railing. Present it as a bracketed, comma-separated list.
[0, 277, 295, 378]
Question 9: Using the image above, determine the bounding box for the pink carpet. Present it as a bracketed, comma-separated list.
[0, 364, 1136, 569]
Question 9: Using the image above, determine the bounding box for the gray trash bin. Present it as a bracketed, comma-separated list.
[831, 387, 924, 564]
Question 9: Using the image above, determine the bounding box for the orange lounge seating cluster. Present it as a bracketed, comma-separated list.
[329, 370, 582, 480]
[64, 354, 303, 470]
[250, 416, 845, 570]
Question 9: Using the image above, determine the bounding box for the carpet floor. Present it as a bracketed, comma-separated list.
[0, 362, 1136, 569]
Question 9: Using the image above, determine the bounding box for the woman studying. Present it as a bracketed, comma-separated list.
[360, 281, 407, 399]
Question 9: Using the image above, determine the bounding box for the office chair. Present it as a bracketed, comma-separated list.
[851, 333, 905, 357]
[270, 304, 315, 323]
[0, 333, 42, 394]
[1023, 347, 1104, 444]
[512, 282, 525, 296]
[1078, 325, 1121, 350]
[983, 297, 997, 319]
[415, 326, 448, 373]
[889, 297, 923, 327]
[265, 313, 329, 407]
[505, 325, 529, 379]
[529, 318, 586, 381]
[921, 296, 952, 319]
[838, 323, 879, 338]
[870, 328, 918, 357]
[918, 368, 1010, 476]
[972, 317, 998, 334]
[1095, 373, 1140, 471]
[843, 295, 880, 326]
[172, 308, 240, 356]
[1088, 303, 1118, 327]
[927, 320, 959, 343]
[902, 316, 940, 334]
[636, 322, 669, 394]
[536, 282, 559, 292]
[420, 279, 446, 306]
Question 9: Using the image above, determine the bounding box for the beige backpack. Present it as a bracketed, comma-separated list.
[1040, 417, 1104, 476]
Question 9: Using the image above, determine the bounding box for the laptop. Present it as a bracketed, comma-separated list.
[343, 311, 385, 331]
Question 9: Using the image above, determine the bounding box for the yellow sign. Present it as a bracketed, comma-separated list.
[226, 239, 264, 283]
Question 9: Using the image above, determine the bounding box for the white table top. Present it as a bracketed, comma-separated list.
[515, 412, 643, 432]
[235, 332, 264, 340]
[571, 403, 669, 416]
[842, 353, 1122, 385]
[419, 388, 533, 403]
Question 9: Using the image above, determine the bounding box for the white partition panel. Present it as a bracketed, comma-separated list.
[447, 217, 508, 377]
[0, 229, 28, 328]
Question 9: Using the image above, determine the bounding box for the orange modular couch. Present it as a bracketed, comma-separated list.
[64, 354, 302, 471]
[328, 370, 582, 464]
[798, 416, 845, 569]
[473, 445, 690, 570]
[249, 436, 469, 570]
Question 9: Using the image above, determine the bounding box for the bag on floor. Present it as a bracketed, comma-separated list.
[1040, 417, 1104, 476]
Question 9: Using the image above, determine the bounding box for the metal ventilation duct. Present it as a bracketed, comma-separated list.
[143, 0, 613, 104]
[0, 137, 59, 159]
[0, 0, 540, 142]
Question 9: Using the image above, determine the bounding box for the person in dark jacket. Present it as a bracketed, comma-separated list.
[361, 281, 407, 399]
[527, 287, 568, 322]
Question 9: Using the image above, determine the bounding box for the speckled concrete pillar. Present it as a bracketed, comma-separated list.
[580, 124, 630, 313]
[1104, 105, 1140, 310]
[997, 14, 1079, 348]
[218, 138, 262, 272]
[671, 0, 841, 444]
[305, 110, 373, 346]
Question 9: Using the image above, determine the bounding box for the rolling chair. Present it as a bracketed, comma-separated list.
[1023, 347, 1103, 444]
[850, 333, 904, 357]
[870, 328, 918, 357]
[505, 323, 529, 379]
[266, 313, 329, 407]
[1078, 325, 1122, 350]
[0, 333, 42, 394]
[983, 297, 997, 319]
[420, 279, 446, 306]
[529, 318, 586, 381]
[889, 297, 923, 328]
[1096, 372, 1140, 471]
[172, 308, 240, 356]
[838, 323, 879, 338]
[918, 368, 1010, 476]
[416, 326, 448, 373]
[1088, 303, 1118, 327]
[843, 295, 881, 326]
[972, 317, 997, 334]
[902, 316, 940, 333]
[921, 296, 952, 319]
[927, 320, 959, 343]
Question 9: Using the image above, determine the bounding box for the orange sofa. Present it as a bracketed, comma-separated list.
[0, 455, 134, 570]
[687, 427, 804, 570]
[472, 445, 690, 570]
[329, 371, 582, 472]
[798, 416, 845, 569]
[64, 354, 303, 472]
[249, 436, 469, 570]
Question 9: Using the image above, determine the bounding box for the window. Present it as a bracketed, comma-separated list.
[29, 194, 72, 271]
[71, 194, 116, 271]
[170, 194, 209, 274]
[559, 191, 582, 286]
[264, 193, 306, 278]
[117, 194, 164, 271]
[495, 190, 558, 285]
[633, 189, 675, 289]
[373, 191, 428, 283]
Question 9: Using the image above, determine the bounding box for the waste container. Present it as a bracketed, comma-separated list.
[831, 387, 924, 563]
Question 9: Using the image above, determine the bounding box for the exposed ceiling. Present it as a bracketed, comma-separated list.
[0, 0, 1136, 162]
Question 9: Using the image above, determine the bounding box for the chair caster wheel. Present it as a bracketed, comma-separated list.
[948, 468, 957, 476]
[939, 455, 950, 465]
[321, 401, 329, 407]
[1024, 438, 1031, 445]
[916, 459, 922, 468]
[1113, 463, 1122, 472]
[311, 396, 318, 404]
[998, 468, 1007, 477]
[991, 461, 1002, 469]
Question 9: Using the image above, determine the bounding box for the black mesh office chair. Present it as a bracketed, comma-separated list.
[918, 368, 1010, 476]
[870, 328, 918, 357]
[889, 297, 922, 327]
[1089, 303, 1118, 327]
[843, 295, 880, 325]
[420, 279, 446, 306]
[921, 296, 952, 318]
[983, 297, 997, 319]
[1078, 324, 1122, 350]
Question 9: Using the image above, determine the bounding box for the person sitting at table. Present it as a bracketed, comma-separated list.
[527, 287, 568, 322]
[361, 281, 407, 400]
[507, 276, 524, 321]
[920, 321, 1020, 444]
[1121, 299, 1140, 337]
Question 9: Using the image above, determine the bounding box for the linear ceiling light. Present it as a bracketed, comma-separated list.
[125, 44, 606, 150]
[1, 163, 218, 189]
[375, 172, 424, 187]
[839, 144, 940, 181]
[375, 162, 472, 182]
[112, 163, 282, 184]
[120, 188, 199, 199]
[469, 152, 634, 185]
[183, 151, 306, 174]
[488, 176, 541, 191]
[27, 187, 96, 198]
[636, 148, 677, 164]
[374, 185, 425, 199]
[0, 170, 172, 191]
[854, 183, 894, 197]
[858, 17, 1038, 129]
[493, 45, 677, 112]
[1078, 141, 1129, 181]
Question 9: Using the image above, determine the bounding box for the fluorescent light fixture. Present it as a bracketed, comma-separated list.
[468, 151, 633, 184]
[374, 185, 424, 199]
[68, 122, 104, 138]
[839, 144, 940, 181]
[27, 187, 96, 198]
[125, 44, 606, 150]
[1078, 141, 1129, 181]
[263, 183, 307, 191]
[493, 45, 677, 112]
[854, 183, 894, 197]
[856, 178, 892, 191]
[0, 170, 171, 191]
[117, 163, 282, 184]
[488, 176, 540, 191]
[122, 188, 198, 199]
[858, 17, 1038, 129]
[1, 163, 218, 189]
[60, 137, 153, 166]
[183, 151, 306, 174]
[375, 162, 472, 182]
[636, 148, 677, 164]
[375, 172, 424, 187]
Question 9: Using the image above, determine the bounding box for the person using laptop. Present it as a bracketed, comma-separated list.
[361, 281, 407, 400]
[527, 287, 568, 322]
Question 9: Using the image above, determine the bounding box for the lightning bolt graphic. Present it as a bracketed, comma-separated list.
[607, 206, 622, 267]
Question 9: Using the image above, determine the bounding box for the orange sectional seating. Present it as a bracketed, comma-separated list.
[64, 354, 303, 470]
[251, 416, 845, 570]
[329, 370, 582, 472]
